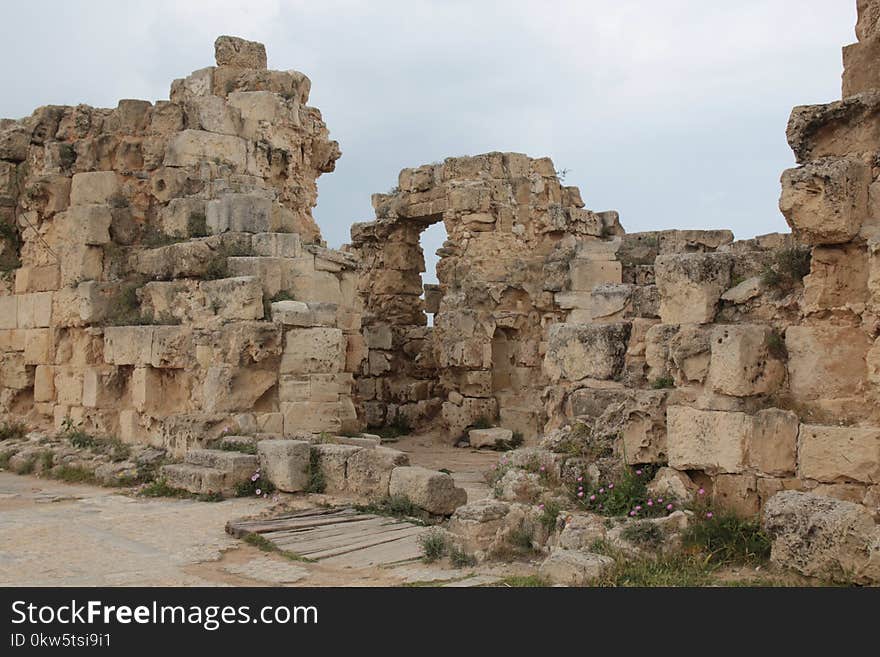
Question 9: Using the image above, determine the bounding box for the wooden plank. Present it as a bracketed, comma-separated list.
[297, 525, 427, 560]
[227, 509, 370, 537]
[263, 517, 405, 545]
[267, 520, 419, 554]
[320, 535, 425, 568]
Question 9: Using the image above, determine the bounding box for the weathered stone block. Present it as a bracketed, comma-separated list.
[163, 129, 247, 170]
[667, 406, 748, 474]
[17, 292, 53, 328]
[280, 327, 345, 374]
[282, 401, 342, 434]
[655, 253, 733, 324]
[64, 204, 113, 245]
[346, 446, 410, 498]
[543, 323, 631, 382]
[785, 325, 869, 400]
[200, 276, 263, 320]
[713, 474, 760, 517]
[708, 324, 784, 397]
[747, 408, 799, 476]
[799, 424, 880, 484]
[388, 466, 467, 515]
[257, 439, 310, 492]
[779, 157, 870, 245]
[763, 491, 880, 585]
[206, 194, 273, 234]
[70, 171, 117, 206]
[539, 549, 615, 586]
[215, 35, 267, 69]
[469, 427, 513, 449]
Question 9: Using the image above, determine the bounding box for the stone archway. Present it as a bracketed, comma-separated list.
[350, 152, 621, 443]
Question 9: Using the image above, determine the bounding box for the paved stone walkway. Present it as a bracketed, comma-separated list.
[0, 437, 510, 586]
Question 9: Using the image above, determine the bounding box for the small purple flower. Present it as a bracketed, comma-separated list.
[539, 465, 546, 472]
[635, 505, 642, 511]
[629, 510, 636, 516]
[538, 503, 545, 510]
[250, 474, 259, 482]
[599, 488, 605, 494]
[698, 488, 706, 496]
[608, 484, 614, 489]
[647, 500, 654, 507]
[589, 494, 596, 501]
[666, 503, 673, 511]
[577, 491, 584, 498]
[657, 498, 663, 504]
[255, 488, 262, 496]
[576, 476, 583, 482]
[706, 512, 714, 519]
[636, 469, 642, 476]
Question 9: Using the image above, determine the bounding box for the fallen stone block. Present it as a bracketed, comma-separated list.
[539, 548, 615, 586]
[388, 466, 467, 515]
[468, 427, 512, 449]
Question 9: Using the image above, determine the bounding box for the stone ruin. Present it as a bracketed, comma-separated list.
[1, 4, 879, 584]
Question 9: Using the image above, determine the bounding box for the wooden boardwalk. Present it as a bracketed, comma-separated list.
[227, 507, 430, 569]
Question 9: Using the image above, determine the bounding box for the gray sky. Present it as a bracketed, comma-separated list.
[0, 1, 857, 282]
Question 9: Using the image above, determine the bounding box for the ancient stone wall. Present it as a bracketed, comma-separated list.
[534, 0, 880, 518]
[0, 37, 360, 458]
[350, 154, 623, 441]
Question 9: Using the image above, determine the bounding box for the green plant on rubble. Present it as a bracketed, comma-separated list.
[305, 450, 326, 493]
[761, 246, 811, 293]
[418, 529, 449, 563]
[651, 376, 675, 389]
[0, 420, 28, 441]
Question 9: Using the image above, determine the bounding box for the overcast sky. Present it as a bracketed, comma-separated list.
[0, 1, 857, 281]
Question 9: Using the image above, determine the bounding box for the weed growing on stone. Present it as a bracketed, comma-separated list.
[51, 465, 97, 484]
[139, 479, 223, 502]
[761, 246, 811, 293]
[620, 520, 664, 548]
[682, 508, 771, 566]
[651, 376, 675, 389]
[234, 468, 276, 498]
[573, 465, 673, 518]
[419, 530, 449, 563]
[356, 494, 429, 524]
[0, 420, 27, 441]
[243, 533, 315, 562]
[305, 450, 326, 493]
[497, 575, 550, 587]
[449, 545, 477, 568]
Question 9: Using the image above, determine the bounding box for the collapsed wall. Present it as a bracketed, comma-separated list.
[350, 154, 622, 441]
[0, 36, 361, 457]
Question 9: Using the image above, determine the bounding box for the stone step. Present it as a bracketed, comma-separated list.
[217, 435, 258, 451]
[161, 463, 228, 495]
[184, 448, 259, 479]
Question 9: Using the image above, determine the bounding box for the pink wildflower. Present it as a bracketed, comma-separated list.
[647, 499, 654, 506]
[589, 494, 596, 501]
[706, 512, 713, 519]
[577, 492, 584, 498]
[629, 510, 636, 516]
[636, 469, 642, 476]
[666, 503, 673, 511]
[599, 488, 605, 494]
[635, 505, 642, 511]
[577, 476, 583, 482]
[608, 484, 614, 489]
[698, 488, 706, 496]
[255, 488, 262, 496]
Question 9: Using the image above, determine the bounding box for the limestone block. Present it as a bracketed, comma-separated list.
[257, 439, 310, 492]
[543, 323, 631, 382]
[103, 327, 154, 366]
[150, 326, 193, 369]
[82, 367, 123, 408]
[712, 474, 760, 517]
[441, 397, 498, 441]
[282, 401, 342, 434]
[215, 35, 267, 69]
[779, 157, 870, 245]
[33, 364, 55, 402]
[206, 194, 273, 234]
[803, 244, 868, 313]
[388, 466, 467, 515]
[0, 296, 17, 329]
[785, 325, 869, 400]
[16, 292, 53, 328]
[70, 171, 117, 206]
[647, 467, 698, 503]
[280, 327, 345, 374]
[202, 365, 276, 412]
[252, 232, 301, 258]
[130, 366, 161, 412]
[15, 265, 61, 293]
[65, 205, 113, 245]
[160, 198, 206, 237]
[346, 446, 410, 498]
[447, 499, 511, 552]
[570, 259, 622, 291]
[708, 324, 784, 397]
[23, 328, 52, 364]
[747, 408, 799, 476]
[539, 549, 615, 586]
[0, 353, 30, 389]
[655, 253, 733, 324]
[186, 94, 241, 135]
[312, 443, 362, 493]
[843, 34, 880, 97]
[763, 491, 880, 585]
[59, 245, 103, 287]
[163, 129, 247, 170]
[364, 324, 393, 350]
[667, 406, 748, 474]
[227, 257, 284, 298]
[345, 334, 366, 373]
[469, 427, 513, 449]
[200, 276, 263, 320]
[799, 424, 880, 484]
[53, 368, 83, 405]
